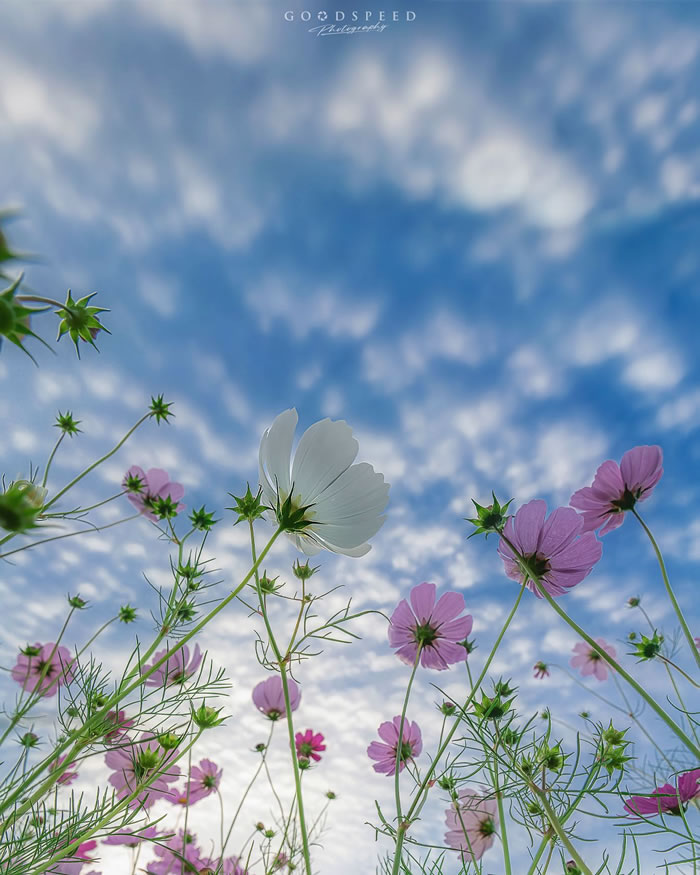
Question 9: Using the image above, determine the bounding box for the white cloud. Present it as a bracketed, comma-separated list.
[140, 273, 179, 318]
[508, 345, 566, 399]
[657, 389, 700, 431]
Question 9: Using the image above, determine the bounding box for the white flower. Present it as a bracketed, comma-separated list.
[259, 409, 389, 557]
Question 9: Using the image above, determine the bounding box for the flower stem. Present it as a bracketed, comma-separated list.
[0, 514, 139, 560]
[531, 788, 592, 875]
[41, 431, 65, 488]
[491, 757, 511, 875]
[632, 508, 700, 672]
[537, 585, 700, 759]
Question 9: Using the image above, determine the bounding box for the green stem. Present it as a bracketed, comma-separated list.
[492, 756, 511, 875]
[16, 294, 65, 308]
[390, 646, 422, 875]
[632, 509, 700, 672]
[41, 432, 65, 489]
[537, 585, 700, 759]
[403, 580, 527, 825]
[0, 514, 139, 560]
[610, 673, 675, 771]
[533, 789, 592, 875]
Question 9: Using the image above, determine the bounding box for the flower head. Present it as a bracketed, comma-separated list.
[570, 638, 616, 682]
[147, 829, 205, 874]
[295, 729, 326, 763]
[258, 409, 389, 557]
[498, 500, 602, 598]
[123, 466, 184, 522]
[105, 733, 180, 809]
[0, 479, 47, 533]
[49, 755, 79, 786]
[143, 644, 203, 687]
[367, 716, 422, 776]
[533, 661, 550, 679]
[11, 642, 74, 697]
[624, 768, 700, 817]
[47, 839, 97, 875]
[389, 582, 473, 671]
[570, 446, 663, 535]
[55, 289, 110, 357]
[185, 758, 222, 804]
[444, 789, 499, 862]
[252, 676, 301, 720]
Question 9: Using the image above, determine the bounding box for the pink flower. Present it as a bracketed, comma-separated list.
[388, 582, 473, 671]
[200, 858, 248, 875]
[123, 466, 185, 522]
[143, 644, 203, 687]
[49, 755, 79, 786]
[498, 500, 602, 598]
[694, 636, 700, 651]
[103, 826, 159, 847]
[533, 661, 550, 680]
[367, 716, 422, 776]
[45, 840, 97, 875]
[570, 638, 616, 682]
[444, 789, 498, 861]
[624, 768, 700, 817]
[184, 758, 222, 804]
[252, 676, 301, 720]
[570, 446, 663, 535]
[147, 829, 205, 874]
[103, 709, 134, 744]
[11, 642, 74, 697]
[295, 729, 326, 763]
[105, 733, 180, 810]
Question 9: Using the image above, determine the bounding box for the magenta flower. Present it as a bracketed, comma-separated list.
[147, 829, 205, 875]
[533, 661, 550, 680]
[103, 709, 134, 744]
[570, 638, 617, 682]
[445, 789, 499, 861]
[105, 733, 180, 810]
[497, 500, 602, 598]
[184, 758, 222, 804]
[11, 642, 74, 697]
[252, 676, 301, 720]
[624, 768, 700, 817]
[367, 716, 422, 776]
[570, 445, 663, 535]
[388, 582, 473, 671]
[295, 729, 326, 763]
[49, 755, 79, 786]
[103, 825, 159, 847]
[123, 465, 185, 522]
[143, 644, 203, 687]
[47, 840, 97, 875]
[200, 858, 248, 875]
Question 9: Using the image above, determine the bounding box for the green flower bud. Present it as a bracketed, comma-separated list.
[465, 492, 513, 538]
[227, 484, 269, 525]
[55, 289, 110, 358]
[54, 410, 82, 436]
[292, 559, 319, 580]
[149, 394, 174, 424]
[191, 702, 225, 729]
[119, 604, 137, 623]
[158, 732, 181, 751]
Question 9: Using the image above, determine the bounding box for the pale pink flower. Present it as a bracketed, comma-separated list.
[533, 661, 550, 680]
[184, 758, 222, 804]
[123, 465, 184, 521]
[147, 829, 205, 874]
[498, 500, 602, 598]
[444, 789, 499, 862]
[367, 716, 422, 776]
[295, 729, 326, 763]
[103, 709, 134, 744]
[624, 768, 700, 817]
[143, 644, 203, 687]
[11, 642, 74, 697]
[389, 582, 473, 671]
[570, 446, 663, 535]
[49, 755, 79, 786]
[105, 733, 180, 809]
[570, 638, 616, 682]
[252, 676, 301, 720]
[44, 840, 97, 875]
[103, 826, 159, 847]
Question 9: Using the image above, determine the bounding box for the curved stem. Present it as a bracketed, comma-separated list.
[0, 514, 139, 560]
[537, 585, 700, 759]
[42, 432, 65, 488]
[632, 509, 700, 672]
[532, 789, 592, 875]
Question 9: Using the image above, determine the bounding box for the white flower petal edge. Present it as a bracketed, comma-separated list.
[258, 408, 390, 558]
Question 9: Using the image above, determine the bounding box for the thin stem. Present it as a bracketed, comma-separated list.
[610, 673, 675, 771]
[16, 294, 65, 308]
[0, 514, 139, 560]
[533, 789, 592, 875]
[41, 432, 65, 488]
[492, 757, 511, 875]
[537, 585, 700, 758]
[632, 509, 700, 672]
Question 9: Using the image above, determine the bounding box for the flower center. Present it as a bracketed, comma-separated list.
[479, 816, 495, 837]
[588, 650, 601, 662]
[611, 488, 637, 512]
[522, 552, 550, 579]
[299, 742, 314, 756]
[397, 741, 413, 763]
[36, 660, 56, 677]
[203, 775, 217, 788]
[267, 709, 281, 721]
[414, 621, 439, 647]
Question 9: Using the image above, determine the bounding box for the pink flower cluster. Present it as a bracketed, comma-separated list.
[122, 466, 185, 521]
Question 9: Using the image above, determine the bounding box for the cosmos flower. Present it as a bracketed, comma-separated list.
[147, 830, 205, 874]
[444, 789, 499, 862]
[258, 409, 389, 557]
[105, 733, 180, 810]
[184, 758, 222, 804]
[388, 582, 473, 671]
[11, 642, 74, 697]
[570, 446, 663, 535]
[497, 500, 602, 598]
[533, 661, 550, 680]
[252, 676, 301, 720]
[103, 826, 159, 847]
[49, 755, 79, 786]
[123, 466, 185, 522]
[45, 840, 97, 875]
[367, 716, 422, 776]
[295, 729, 326, 763]
[103, 709, 134, 744]
[624, 768, 700, 817]
[570, 638, 617, 682]
[143, 644, 203, 687]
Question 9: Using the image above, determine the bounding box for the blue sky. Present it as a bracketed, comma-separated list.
[1, 1, 699, 873]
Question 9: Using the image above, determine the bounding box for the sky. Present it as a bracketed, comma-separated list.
[1, 0, 700, 873]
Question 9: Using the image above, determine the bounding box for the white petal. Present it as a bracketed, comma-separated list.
[311, 462, 390, 523]
[259, 409, 297, 503]
[290, 418, 358, 505]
